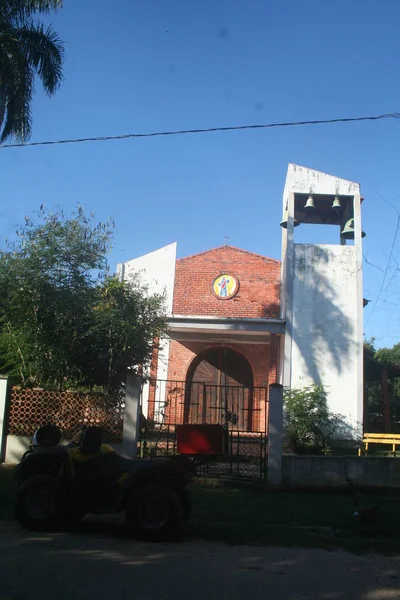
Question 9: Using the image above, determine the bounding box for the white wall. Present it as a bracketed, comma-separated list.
[117, 242, 177, 316]
[117, 243, 177, 416]
[281, 164, 363, 438]
[283, 163, 360, 201]
[157, 336, 171, 382]
[290, 244, 361, 433]
[0, 378, 8, 462]
[5, 435, 30, 463]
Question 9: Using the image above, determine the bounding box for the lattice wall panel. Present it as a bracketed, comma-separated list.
[8, 387, 124, 442]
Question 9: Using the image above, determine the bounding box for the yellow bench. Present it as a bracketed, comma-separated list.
[358, 433, 400, 456]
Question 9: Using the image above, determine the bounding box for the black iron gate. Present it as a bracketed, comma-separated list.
[138, 379, 269, 480]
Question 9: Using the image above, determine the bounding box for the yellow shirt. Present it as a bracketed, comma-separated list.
[67, 443, 115, 462]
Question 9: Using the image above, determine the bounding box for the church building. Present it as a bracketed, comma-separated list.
[117, 164, 365, 437]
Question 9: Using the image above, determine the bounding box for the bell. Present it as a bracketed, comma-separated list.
[332, 196, 342, 213]
[304, 195, 315, 211]
[280, 210, 300, 229]
[341, 218, 366, 239]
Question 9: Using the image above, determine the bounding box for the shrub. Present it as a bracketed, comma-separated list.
[283, 385, 338, 455]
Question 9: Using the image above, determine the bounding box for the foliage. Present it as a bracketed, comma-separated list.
[0, 206, 167, 392]
[283, 385, 343, 455]
[365, 340, 400, 431]
[82, 276, 166, 391]
[0, 0, 64, 142]
[375, 343, 400, 368]
[364, 336, 376, 354]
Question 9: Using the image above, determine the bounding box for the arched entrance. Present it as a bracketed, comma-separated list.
[184, 348, 254, 430]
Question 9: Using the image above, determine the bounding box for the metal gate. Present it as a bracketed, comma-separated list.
[138, 379, 269, 480]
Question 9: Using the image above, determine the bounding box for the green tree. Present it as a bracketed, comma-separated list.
[0, 207, 167, 392]
[364, 336, 376, 354]
[375, 343, 400, 368]
[367, 341, 400, 431]
[0, 0, 64, 142]
[77, 276, 166, 392]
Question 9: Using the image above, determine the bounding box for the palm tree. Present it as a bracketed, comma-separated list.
[0, 0, 64, 142]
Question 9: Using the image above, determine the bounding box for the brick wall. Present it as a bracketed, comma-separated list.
[164, 339, 278, 431]
[149, 245, 282, 432]
[268, 334, 280, 383]
[167, 340, 272, 387]
[172, 246, 280, 318]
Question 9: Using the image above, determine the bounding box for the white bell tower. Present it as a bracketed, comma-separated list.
[280, 164, 364, 436]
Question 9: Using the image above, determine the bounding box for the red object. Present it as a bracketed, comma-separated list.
[176, 424, 227, 455]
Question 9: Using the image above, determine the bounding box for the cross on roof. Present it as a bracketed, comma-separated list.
[224, 234, 230, 245]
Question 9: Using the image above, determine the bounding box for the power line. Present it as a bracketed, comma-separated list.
[369, 183, 400, 215]
[1, 111, 399, 150]
[366, 213, 400, 328]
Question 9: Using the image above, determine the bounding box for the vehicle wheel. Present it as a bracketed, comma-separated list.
[181, 489, 192, 522]
[126, 482, 183, 539]
[15, 475, 64, 532]
[61, 509, 87, 527]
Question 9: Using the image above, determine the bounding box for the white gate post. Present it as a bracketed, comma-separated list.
[268, 383, 284, 486]
[0, 378, 9, 463]
[122, 373, 142, 458]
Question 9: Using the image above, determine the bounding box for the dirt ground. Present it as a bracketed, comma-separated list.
[0, 522, 400, 600]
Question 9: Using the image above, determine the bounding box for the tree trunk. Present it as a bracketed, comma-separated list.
[0, 80, 6, 133]
[381, 367, 391, 433]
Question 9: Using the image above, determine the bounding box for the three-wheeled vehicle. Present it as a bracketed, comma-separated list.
[15, 425, 192, 539]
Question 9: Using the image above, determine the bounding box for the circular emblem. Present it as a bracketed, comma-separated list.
[212, 274, 239, 300]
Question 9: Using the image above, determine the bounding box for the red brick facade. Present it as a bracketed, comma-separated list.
[172, 246, 280, 318]
[167, 340, 277, 389]
[149, 246, 281, 432]
[165, 337, 279, 431]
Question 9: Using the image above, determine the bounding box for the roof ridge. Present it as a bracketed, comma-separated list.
[177, 245, 280, 264]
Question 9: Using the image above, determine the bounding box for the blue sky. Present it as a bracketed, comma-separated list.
[1, 0, 400, 347]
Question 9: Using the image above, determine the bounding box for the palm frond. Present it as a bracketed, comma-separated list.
[0, 40, 33, 142]
[0, 1, 62, 23]
[0, 0, 64, 142]
[0, 83, 6, 130]
[0, 23, 17, 129]
[17, 22, 64, 93]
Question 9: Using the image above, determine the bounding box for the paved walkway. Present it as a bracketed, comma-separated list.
[0, 522, 399, 600]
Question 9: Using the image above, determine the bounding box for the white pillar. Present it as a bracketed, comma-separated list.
[268, 383, 283, 486]
[0, 378, 9, 463]
[353, 192, 364, 435]
[282, 191, 295, 388]
[122, 373, 142, 458]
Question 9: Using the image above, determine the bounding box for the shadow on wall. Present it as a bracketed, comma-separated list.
[261, 283, 281, 318]
[287, 245, 355, 386]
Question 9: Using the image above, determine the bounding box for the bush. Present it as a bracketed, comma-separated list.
[283, 385, 338, 455]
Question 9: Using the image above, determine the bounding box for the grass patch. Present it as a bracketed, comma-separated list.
[2, 466, 400, 552]
[187, 483, 400, 553]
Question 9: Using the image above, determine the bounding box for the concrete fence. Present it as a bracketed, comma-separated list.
[0, 378, 9, 462]
[0, 375, 142, 464]
[282, 455, 400, 488]
[3, 374, 400, 490]
[267, 383, 283, 486]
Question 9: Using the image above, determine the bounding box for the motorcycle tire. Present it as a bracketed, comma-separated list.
[15, 474, 64, 532]
[126, 481, 183, 540]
